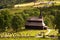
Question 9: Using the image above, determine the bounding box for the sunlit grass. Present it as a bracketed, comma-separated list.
[0, 37, 57, 40]
[19, 30, 48, 36]
[48, 29, 58, 36]
[18, 29, 58, 36]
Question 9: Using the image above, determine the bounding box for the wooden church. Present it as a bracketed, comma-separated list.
[25, 8, 47, 30]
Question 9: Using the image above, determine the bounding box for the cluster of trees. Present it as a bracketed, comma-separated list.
[0, 10, 24, 32]
[0, 8, 39, 32]
[42, 6, 60, 33]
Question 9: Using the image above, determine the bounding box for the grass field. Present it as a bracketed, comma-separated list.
[0, 37, 57, 40]
[18, 29, 58, 36]
[14, 1, 60, 8]
[0, 1, 60, 15]
[19, 30, 47, 36]
[0, 29, 58, 38]
[0, 29, 58, 40]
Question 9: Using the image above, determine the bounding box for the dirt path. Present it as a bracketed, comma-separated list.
[45, 29, 51, 35]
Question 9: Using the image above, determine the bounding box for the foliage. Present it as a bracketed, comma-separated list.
[11, 13, 25, 32]
[54, 11, 60, 33]
[0, 10, 12, 32]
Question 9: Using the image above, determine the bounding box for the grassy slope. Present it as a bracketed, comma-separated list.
[0, 7, 35, 15]
[0, 29, 58, 40]
[0, 29, 58, 37]
[14, 1, 60, 8]
[0, 37, 57, 40]
[19, 30, 47, 36]
[18, 29, 58, 36]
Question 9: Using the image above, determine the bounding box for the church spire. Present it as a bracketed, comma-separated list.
[39, 7, 42, 18]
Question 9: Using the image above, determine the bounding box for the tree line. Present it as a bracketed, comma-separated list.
[0, 8, 39, 32]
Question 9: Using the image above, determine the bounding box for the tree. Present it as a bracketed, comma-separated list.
[53, 10, 60, 40]
[11, 13, 24, 32]
[0, 10, 11, 32]
[55, 11, 60, 33]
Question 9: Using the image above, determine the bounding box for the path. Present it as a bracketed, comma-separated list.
[45, 29, 51, 35]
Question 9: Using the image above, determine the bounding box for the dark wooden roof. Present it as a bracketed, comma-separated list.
[27, 17, 43, 21]
[25, 22, 43, 26]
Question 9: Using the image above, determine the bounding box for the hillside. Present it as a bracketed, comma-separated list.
[0, 0, 60, 40]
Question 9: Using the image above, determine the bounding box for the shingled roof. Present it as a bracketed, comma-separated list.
[27, 17, 43, 21]
[26, 22, 43, 26]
